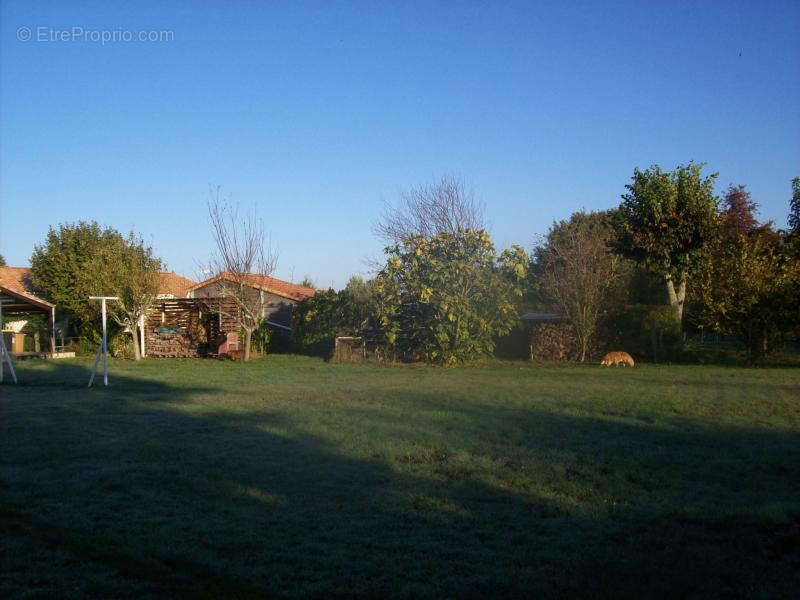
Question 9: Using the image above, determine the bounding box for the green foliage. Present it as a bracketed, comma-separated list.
[292, 284, 376, 356]
[375, 230, 527, 364]
[108, 330, 134, 359]
[30, 222, 162, 359]
[602, 304, 683, 362]
[687, 186, 800, 360]
[96, 232, 162, 360]
[531, 211, 624, 361]
[248, 320, 273, 355]
[0, 254, 6, 267]
[612, 163, 718, 279]
[789, 176, 800, 234]
[30, 221, 126, 328]
[4, 312, 47, 333]
[690, 220, 799, 360]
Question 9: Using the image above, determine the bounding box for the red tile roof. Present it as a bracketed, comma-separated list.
[188, 272, 315, 302]
[0, 266, 36, 294]
[0, 266, 54, 309]
[0, 267, 196, 303]
[158, 272, 197, 298]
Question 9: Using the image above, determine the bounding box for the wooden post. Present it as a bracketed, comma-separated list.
[139, 314, 146, 358]
[88, 296, 119, 387]
[50, 306, 56, 354]
[0, 300, 18, 384]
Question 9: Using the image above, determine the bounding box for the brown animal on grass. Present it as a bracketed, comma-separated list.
[600, 351, 635, 367]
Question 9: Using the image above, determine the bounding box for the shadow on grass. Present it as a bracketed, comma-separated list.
[2, 360, 799, 598]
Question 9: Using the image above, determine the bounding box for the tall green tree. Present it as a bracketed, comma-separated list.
[0, 254, 6, 267]
[375, 230, 527, 364]
[611, 162, 718, 327]
[30, 221, 126, 330]
[97, 233, 162, 361]
[691, 188, 798, 360]
[532, 211, 623, 362]
[31, 222, 162, 358]
[788, 176, 800, 235]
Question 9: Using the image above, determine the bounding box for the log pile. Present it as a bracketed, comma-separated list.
[145, 298, 239, 357]
[529, 322, 578, 361]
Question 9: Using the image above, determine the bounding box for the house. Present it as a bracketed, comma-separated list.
[0, 266, 56, 355]
[187, 272, 315, 330]
[157, 272, 198, 299]
[141, 272, 315, 357]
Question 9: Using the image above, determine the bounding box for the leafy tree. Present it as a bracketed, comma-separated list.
[299, 276, 316, 288]
[97, 233, 162, 361]
[292, 288, 367, 355]
[691, 190, 798, 360]
[787, 177, 800, 261]
[0, 254, 6, 267]
[30, 222, 162, 359]
[532, 211, 623, 362]
[789, 177, 800, 235]
[612, 162, 718, 327]
[344, 276, 379, 323]
[375, 230, 527, 364]
[30, 221, 126, 331]
[719, 185, 759, 238]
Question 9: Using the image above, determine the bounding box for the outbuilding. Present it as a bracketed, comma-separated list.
[0, 267, 56, 356]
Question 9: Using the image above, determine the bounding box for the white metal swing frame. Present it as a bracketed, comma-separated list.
[0, 300, 18, 384]
[88, 296, 119, 387]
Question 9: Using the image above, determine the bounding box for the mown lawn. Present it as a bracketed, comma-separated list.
[2, 356, 799, 598]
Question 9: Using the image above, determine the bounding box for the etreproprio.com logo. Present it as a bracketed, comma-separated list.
[17, 26, 174, 45]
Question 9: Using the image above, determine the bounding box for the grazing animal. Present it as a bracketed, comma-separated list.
[601, 351, 635, 367]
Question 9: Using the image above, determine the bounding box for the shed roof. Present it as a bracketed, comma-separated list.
[520, 312, 565, 322]
[0, 267, 54, 311]
[158, 272, 197, 298]
[189, 272, 315, 302]
[0, 285, 55, 311]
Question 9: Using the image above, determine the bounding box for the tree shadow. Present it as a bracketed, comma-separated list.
[2, 361, 798, 598]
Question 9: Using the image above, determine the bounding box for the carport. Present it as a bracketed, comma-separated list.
[0, 284, 56, 356]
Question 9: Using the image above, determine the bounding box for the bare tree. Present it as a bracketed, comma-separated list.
[534, 212, 622, 362]
[374, 176, 486, 243]
[208, 188, 277, 361]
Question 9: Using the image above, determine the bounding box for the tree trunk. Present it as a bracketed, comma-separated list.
[665, 273, 687, 327]
[750, 325, 768, 362]
[131, 322, 141, 361]
[244, 328, 252, 361]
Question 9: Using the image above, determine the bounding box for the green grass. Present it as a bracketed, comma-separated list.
[2, 356, 799, 598]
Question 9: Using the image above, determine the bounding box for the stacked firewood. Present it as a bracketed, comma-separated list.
[529, 322, 578, 361]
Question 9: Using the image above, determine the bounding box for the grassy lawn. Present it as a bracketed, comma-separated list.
[2, 356, 799, 598]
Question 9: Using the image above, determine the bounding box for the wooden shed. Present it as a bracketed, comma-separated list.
[143, 297, 240, 357]
[0, 267, 56, 356]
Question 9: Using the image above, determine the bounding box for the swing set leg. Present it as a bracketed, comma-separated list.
[0, 338, 17, 384]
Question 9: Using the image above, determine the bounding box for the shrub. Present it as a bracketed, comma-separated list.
[293, 288, 377, 358]
[602, 305, 683, 362]
[247, 321, 273, 356]
[108, 331, 134, 359]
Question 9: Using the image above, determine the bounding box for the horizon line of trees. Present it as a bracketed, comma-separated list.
[14, 167, 800, 365]
[295, 169, 800, 364]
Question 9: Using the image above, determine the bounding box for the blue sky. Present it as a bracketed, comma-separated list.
[1, 1, 798, 288]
